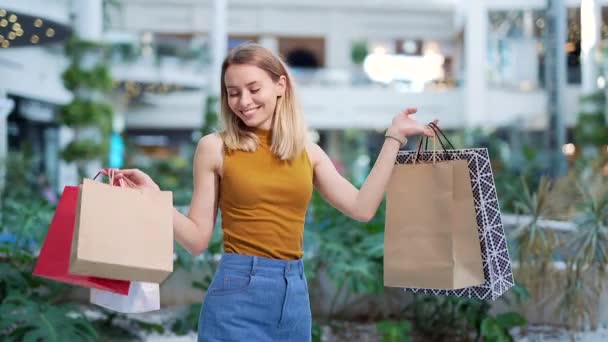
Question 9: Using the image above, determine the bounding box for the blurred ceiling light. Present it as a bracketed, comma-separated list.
[565, 42, 576, 53]
[423, 49, 445, 66]
[424, 41, 440, 54]
[562, 143, 576, 156]
[598, 76, 606, 89]
[363, 51, 445, 87]
[373, 46, 387, 55]
[0, 10, 70, 48]
[519, 80, 533, 91]
[581, 0, 597, 55]
[141, 32, 153, 44]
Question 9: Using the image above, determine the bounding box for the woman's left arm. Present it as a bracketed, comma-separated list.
[309, 108, 436, 222]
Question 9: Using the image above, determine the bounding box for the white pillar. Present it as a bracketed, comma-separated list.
[72, 0, 103, 41]
[326, 11, 350, 70]
[523, 10, 535, 38]
[211, 0, 228, 95]
[581, 0, 601, 93]
[259, 35, 279, 55]
[57, 126, 78, 192]
[464, 0, 487, 128]
[0, 96, 15, 193]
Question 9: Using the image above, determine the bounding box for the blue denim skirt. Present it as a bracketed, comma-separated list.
[198, 253, 312, 341]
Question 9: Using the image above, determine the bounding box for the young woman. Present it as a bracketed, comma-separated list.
[108, 43, 436, 341]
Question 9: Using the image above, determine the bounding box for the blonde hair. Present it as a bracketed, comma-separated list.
[219, 43, 308, 161]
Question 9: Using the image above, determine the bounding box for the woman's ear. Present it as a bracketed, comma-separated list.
[276, 75, 287, 97]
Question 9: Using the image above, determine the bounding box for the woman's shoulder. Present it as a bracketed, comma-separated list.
[194, 132, 224, 169]
[197, 132, 224, 150]
[304, 141, 326, 168]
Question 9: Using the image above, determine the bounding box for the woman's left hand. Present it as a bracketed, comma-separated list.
[388, 107, 438, 138]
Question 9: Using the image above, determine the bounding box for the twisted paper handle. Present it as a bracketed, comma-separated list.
[92, 169, 127, 187]
[413, 124, 439, 165]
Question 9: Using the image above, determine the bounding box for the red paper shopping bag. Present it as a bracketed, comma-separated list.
[33, 186, 130, 295]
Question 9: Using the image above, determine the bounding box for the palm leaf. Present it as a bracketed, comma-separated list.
[0, 295, 97, 341]
[560, 178, 608, 330]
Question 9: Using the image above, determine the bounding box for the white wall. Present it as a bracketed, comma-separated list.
[125, 92, 206, 129]
[0, 48, 72, 105]
[122, 85, 583, 132]
[112, 0, 457, 40]
[108, 0, 588, 132]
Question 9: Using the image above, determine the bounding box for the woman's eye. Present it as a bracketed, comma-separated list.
[250, 89, 260, 94]
[229, 93, 239, 97]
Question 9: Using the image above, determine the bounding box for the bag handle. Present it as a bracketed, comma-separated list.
[414, 124, 449, 163]
[92, 169, 126, 187]
[428, 122, 455, 150]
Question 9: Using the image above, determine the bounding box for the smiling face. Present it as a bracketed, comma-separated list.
[224, 64, 286, 130]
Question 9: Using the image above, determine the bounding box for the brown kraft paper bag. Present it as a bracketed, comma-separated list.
[69, 178, 174, 284]
[384, 158, 484, 289]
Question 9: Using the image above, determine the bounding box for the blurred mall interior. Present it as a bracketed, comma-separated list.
[1, 0, 607, 191]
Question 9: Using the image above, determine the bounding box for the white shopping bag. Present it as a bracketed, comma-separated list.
[90, 281, 160, 313]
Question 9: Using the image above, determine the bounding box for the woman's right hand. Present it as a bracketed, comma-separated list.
[101, 168, 160, 191]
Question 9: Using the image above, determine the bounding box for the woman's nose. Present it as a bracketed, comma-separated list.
[239, 92, 253, 108]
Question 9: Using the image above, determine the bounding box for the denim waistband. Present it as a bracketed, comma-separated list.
[218, 252, 304, 277]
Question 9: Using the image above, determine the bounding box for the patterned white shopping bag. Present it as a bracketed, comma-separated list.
[395, 145, 514, 301]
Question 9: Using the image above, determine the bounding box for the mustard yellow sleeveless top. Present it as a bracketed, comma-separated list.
[219, 128, 313, 260]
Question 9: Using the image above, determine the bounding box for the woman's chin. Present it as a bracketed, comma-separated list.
[241, 117, 256, 126]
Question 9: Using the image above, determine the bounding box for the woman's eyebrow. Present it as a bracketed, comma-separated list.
[226, 81, 259, 89]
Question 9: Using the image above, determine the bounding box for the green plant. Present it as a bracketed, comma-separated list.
[304, 191, 385, 317]
[0, 240, 95, 341]
[60, 139, 107, 163]
[60, 36, 115, 179]
[350, 40, 368, 65]
[311, 321, 323, 342]
[93, 308, 164, 341]
[511, 176, 560, 298]
[575, 88, 608, 149]
[126, 156, 193, 206]
[62, 64, 113, 91]
[405, 288, 527, 342]
[0, 295, 98, 342]
[376, 320, 411, 342]
[170, 304, 202, 336]
[170, 222, 223, 335]
[561, 178, 608, 330]
[575, 113, 608, 147]
[480, 312, 527, 342]
[202, 95, 220, 136]
[58, 99, 113, 128]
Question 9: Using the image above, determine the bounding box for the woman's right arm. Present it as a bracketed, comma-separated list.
[173, 133, 223, 256]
